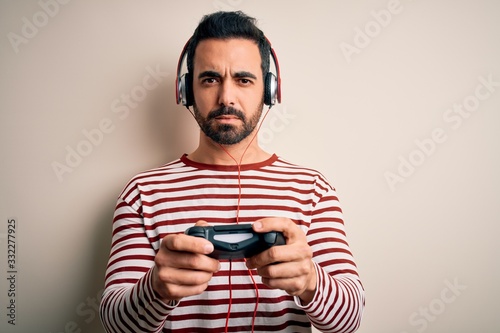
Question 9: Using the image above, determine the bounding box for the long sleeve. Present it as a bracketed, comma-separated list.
[99, 198, 177, 333]
[295, 184, 365, 332]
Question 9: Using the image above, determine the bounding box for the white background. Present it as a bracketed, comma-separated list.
[1, 1, 499, 332]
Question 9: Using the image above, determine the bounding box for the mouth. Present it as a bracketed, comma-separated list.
[214, 115, 241, 124]
[207, 106, 245, 123]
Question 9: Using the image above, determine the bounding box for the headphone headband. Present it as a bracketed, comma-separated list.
[266, 37, 281, 105]
[175, 39, 191, 106]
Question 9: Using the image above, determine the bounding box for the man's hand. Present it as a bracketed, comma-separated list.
[245, 218, 317, 304]
[152, 221, 220, 302]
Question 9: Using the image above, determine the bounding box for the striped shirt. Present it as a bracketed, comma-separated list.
[99, 154, 365, 332]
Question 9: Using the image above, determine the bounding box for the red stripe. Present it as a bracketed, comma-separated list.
[100, 156, 364, 332]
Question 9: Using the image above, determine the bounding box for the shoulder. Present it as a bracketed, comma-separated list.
[270, 156, 335, 191]
[271, 156, 328, 180]
[118, 156, 193, 199]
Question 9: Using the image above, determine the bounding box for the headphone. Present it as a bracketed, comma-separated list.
[175, 37, 281, 107]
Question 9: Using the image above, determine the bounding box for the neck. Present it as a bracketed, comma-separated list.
[188, 130, 271, 166]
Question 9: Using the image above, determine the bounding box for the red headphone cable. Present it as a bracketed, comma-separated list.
[218, 106, 272, 333]
[187, 105, 272, 333]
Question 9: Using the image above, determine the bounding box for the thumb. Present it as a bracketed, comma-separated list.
[195, 220, 211, 227]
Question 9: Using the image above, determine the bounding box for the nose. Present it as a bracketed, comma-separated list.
[218, 80, 236, 106]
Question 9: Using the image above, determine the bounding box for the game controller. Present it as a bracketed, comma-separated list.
[185, 224, 286, 260]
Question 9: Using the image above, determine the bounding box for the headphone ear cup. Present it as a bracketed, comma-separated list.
[264, 72, 277, 106]
[184, 72, 193, 107]
[179, 73, 194, 107]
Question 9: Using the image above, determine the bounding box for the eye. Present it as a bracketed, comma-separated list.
[239, 78, 252, 85]
[202, 77, 219, 85]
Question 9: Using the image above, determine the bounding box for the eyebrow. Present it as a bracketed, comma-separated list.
[198, 70, 220, 79]
[198, 70, 258, 80]
[233, 71, 257, 80]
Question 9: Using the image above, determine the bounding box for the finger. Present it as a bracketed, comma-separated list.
[157, 266, 215, 287]
[156, 239, 220, 272]
[252, 217, 306, 243]
[256, 260, 312, 280]
[194, 220, 211, 227]
[154, 266, 213, 300]
[163, 252, 220, 272]
[163, 233, 214, 255]
[260, 261, 317, 299]
[246, 241, 311, 269]
[260, 276, 308, 297]
[246, 243, 290, 268]
[161, 282, 211, 301]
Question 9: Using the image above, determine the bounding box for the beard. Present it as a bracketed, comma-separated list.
[193, 103, 263, 145]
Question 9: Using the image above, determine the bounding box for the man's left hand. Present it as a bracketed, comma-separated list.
[245, 217, 317, 304]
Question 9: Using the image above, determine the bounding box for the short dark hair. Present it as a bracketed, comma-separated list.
[186, 11, 271, 79]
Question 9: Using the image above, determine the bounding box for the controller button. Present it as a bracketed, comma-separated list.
[263, 232, 277, 244]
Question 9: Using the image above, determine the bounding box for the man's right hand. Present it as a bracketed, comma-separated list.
[152, 221, 220, 302]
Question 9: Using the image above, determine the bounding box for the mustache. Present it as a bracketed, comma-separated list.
[207, 106, 245, 121]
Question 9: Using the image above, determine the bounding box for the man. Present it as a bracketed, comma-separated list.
[100, 11, 364, 333]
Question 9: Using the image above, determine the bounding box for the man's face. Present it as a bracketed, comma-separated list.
[191, 38, 265, 145]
